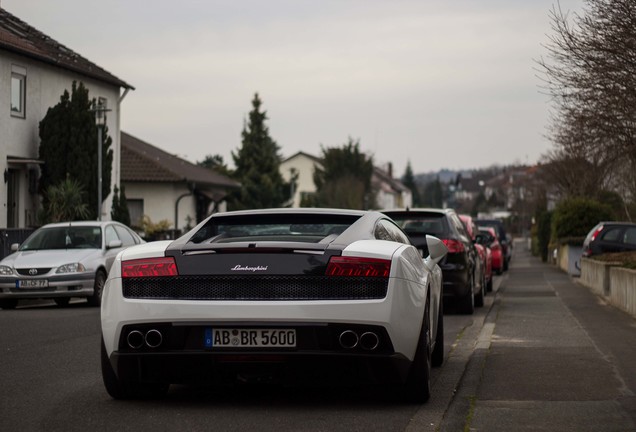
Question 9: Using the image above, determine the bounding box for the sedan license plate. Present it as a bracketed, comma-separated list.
[17, 279, 49, 289]
[205, 328, 296, 348]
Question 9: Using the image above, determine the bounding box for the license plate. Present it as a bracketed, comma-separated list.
[17, 279, 49, 289]
[205, 328, 296, 348]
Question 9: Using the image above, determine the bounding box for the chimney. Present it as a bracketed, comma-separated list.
[387, 162, 393, 178]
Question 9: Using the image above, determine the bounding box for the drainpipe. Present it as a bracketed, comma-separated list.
[175, 183, 195, 235]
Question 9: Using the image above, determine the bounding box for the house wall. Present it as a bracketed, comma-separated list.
[124, 182, 196, 233]
[1, 50, 123, 228]
[280, 155, 319, 207]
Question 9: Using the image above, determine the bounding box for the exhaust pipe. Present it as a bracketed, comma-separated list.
[126, 330, 145, 349]
[339, 330, 359, 349]
[359, 332, 379, 351]
[145, 329, 163, 348]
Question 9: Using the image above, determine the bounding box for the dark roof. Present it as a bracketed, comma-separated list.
[0, 7, 133, 90]
[121, 132, 240, 189]
[373, 166, 410, 193]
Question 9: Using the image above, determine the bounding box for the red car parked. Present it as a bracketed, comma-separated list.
[478, 226, 503, 275]
[460, 215, 489, 300]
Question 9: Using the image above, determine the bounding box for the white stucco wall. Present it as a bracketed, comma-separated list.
[124, 182, 196, 233]
[280, 154, 320, 207]
[1, 50, 124, 228]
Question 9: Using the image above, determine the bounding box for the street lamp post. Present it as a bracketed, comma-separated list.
[91, 100, 111, 221]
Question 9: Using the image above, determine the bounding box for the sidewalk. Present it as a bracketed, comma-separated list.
[444, 240, 636, 431]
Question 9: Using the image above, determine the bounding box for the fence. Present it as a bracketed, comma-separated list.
[0, 229, 35, 261]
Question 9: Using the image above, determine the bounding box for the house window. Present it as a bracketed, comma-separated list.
[11, 67, 26, 118]
[127, 199, 144, 229]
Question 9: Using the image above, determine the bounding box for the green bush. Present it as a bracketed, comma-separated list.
[551, 198, 613, 241]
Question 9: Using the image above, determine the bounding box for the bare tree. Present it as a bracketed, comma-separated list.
[537, 0, 636, 210]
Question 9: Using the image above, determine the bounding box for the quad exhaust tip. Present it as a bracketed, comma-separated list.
[339, 330, 379, 350]
[359, 332, 380, 351]
[339, 330, 359, 349]
[126, 329, 163, 349]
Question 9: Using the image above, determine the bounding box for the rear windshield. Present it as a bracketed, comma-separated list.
[189, 214, 361, 244]
[385, 213, 449, 237]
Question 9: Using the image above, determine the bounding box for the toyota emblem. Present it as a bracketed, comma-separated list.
[29, 268, 38, 275]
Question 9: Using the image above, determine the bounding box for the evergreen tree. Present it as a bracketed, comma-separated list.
[229, 93, 289, 210]
[422, 177, 443, 208]
[38, 81, 112, 220]
[313, 138, 375, 209]
[401, 161, 421, 207]
[198, 154, 233, 177]
[111, 185, 131, 226]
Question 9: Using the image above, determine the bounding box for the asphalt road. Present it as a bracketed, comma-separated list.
[3, 242, 634, 432]
[0, 283, 496, 432]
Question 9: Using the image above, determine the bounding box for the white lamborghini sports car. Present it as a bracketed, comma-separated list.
[100, 208, 447, 402]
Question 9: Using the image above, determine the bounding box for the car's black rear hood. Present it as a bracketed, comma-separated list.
[165, 241, 343, 276]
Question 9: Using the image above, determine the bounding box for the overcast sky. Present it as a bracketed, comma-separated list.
[6, 0, 584, 176]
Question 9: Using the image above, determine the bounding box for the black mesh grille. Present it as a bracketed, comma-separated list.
[122, 275, 388, 300]
[16, 268, 51, 276]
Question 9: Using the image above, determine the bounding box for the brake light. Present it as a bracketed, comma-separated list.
[122, 257, 178, 278]
[442, 239, 465, 253]
[590, 226, 604, 241]
[326, 256, 390, 277]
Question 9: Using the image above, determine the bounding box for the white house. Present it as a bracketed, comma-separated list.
[279, 151, 412, 210]
[0, 7, 133, 229]
[120, 132, 240, 237]
[280, 151, 322, 207]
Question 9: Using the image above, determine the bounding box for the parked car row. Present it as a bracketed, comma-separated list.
[383, 208, 509, 315]
[1, 208, 513, 404]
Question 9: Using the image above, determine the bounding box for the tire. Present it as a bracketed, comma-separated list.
[101, 337, 169, 400]
[458, 276, 475, 315]
[0, 299, 18, 310]
[87, 270, 106, 307]
[431, 299, 444, 368]
[54, 298, 70, 307]
[402, 301, 432, 403]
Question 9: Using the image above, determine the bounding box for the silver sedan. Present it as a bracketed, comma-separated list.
[0, 221, 144, 309]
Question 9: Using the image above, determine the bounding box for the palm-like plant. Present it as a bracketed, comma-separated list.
[45, 177, 90, 222]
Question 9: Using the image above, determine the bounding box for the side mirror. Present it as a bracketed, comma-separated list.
[11, 243, 19, 252]
[424, 235, 448, 269]
[107, 239, 123, 249]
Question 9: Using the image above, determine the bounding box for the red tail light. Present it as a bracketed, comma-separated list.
[326, 256, 391, 277]
[490, 243, 501, 251]
[442, 239, 465, 253]
[590, 226, 604, 241]
[122, 257, 178, 278]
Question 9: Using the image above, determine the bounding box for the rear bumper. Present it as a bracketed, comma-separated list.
[109, 350, 412, 386]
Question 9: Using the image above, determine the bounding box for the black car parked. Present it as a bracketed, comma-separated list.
[383, 208, 480, 314]
[582, 222, 636, 257]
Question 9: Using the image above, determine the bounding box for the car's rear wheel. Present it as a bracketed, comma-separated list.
[54, 298, 70, 307]
[101, 337, 169, 399]
[431, 299, 444, 367]
[401, 300, 432, 403]
[88, 270, 106, 307]
[0, 299, 18, 310]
